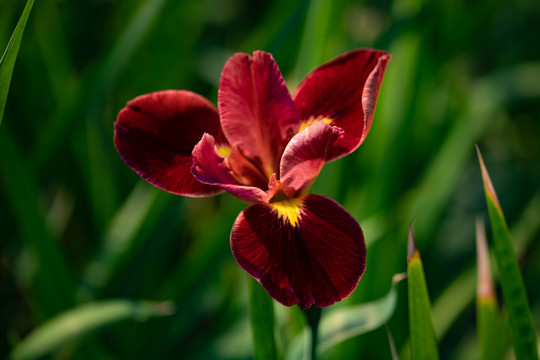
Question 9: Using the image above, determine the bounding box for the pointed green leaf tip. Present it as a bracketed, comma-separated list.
[476, 217, 495, 301]
[407, 220, 419, 264]
[476, 147, 539, 360]
[407, 223, 440, 360]
[0, 0, 35, 127]
[476, 216, 509, 360]
[475, 145, 502, 214]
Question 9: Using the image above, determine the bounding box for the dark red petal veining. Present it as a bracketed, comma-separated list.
[114, 90, 224, 197]
[231, 194, 366, 309]
[219, 51, 300, 178]
[293, 49, 390, 161]
[279, 121, 343, 197]
[192, 133, 269, 204]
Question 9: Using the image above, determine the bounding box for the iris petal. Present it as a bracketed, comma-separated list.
[219, 51, 300, 178]
[114, 90, 224, 197]
[231, 194, 366, 309]
[192, 134, 269, 204]
[279, 121, 343, 197]
[293, 49, 390, 161]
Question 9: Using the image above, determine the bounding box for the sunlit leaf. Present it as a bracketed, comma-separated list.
[407, 224, 439, 360]
[476, 147, 539, 360]
[249, 277, 278, 360]
[318, 273, 405, 353]
[0, 0, 34, 127]
[10, 300, 175, 360]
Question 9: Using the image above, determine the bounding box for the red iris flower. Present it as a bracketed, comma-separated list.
[114, 49, 390, 309]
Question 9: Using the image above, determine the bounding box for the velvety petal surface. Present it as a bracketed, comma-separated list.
[231, 194, 366, 309]
[279, 121, 343, 197]
[227, 147, 270, 190]
[219, 51, 300, 178]
[293, 49, 390, 161]
[114, 90, 224, 196]
[192, 133, 269, 204]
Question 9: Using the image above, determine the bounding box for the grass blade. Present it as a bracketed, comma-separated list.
[10, 299, 174, 360]
[476, 217, 509, 360]
[81, 182, 173, 297]
[0, 129, 75, 316]
[476, 147, 539, 360]
[249, 277, 278, 360]
[0, 0, 34, 127]
[31, 0, 167, 169]
[431, 188, 540, 341]
[291, 0, 334, 84]
[386, 324, 400, 360]
[407, 224, 439, 360]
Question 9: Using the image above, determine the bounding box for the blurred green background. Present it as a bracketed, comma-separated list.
[1, 0, 539, 358]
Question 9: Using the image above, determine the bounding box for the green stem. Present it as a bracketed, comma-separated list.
[303, 306, 322, 360]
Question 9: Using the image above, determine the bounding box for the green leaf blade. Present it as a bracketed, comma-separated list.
[476, 217, 509, 360]
[318, 273, 405, 353]
[477, 147, 539, 360]
[249, 277, 278, 360]
[0, 129, 76, 316]
[477, 298, 508, 360]
[407, 225, 440, 360]
[10, 299, 175, 360]
[0, 0, 34, 127]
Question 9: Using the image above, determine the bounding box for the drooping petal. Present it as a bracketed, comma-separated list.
[231, 194, 366, 309]
[219, 51, 300, 178]
[114, 90, 225, 196]
[192, 133, 269, 204]
[279, 121, 343, 197]
[293, 49, 390, 161]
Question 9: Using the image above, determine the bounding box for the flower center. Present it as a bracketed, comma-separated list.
[216, 144, 231, 158]
[270, 197, 304, 227]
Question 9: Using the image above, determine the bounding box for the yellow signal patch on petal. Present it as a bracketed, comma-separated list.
[271, 197, 304, 227]
[299, 116, 333, 132]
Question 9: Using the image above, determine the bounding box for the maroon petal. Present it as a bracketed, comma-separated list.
[227, 147, 270, 190]
[219, 51, 300, 178]
[293, 49, 390, 161]
[231, 194, 366, 309]
[279, 121, 343, 197]
[114, 90, 225, 196]
[192, 133, 269, 204]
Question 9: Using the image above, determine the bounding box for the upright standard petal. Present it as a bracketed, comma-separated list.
[231, 194, 366, 309]
[219, 51, 300, 178]
[279, 121, 343, 197]
[114, 90, 225, 196]
[293, 50, 390, 161]
[192, 134, 269, 204]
